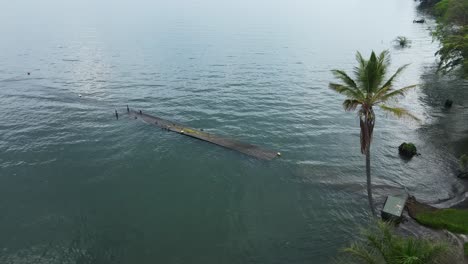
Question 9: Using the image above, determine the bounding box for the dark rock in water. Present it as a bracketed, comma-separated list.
[399, 142, 417, 158]
[413, 19, 425, 23]
[444, 99, 453, 108]
[27, 72, 30, 75]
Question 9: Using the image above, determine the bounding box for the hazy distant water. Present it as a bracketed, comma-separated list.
[0, 0, 466, 263]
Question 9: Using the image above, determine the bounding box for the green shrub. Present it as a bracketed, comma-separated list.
[340, 221, 457, 263]
[430, 0, 468, 76]
[434, 0, 450, 18]
[399, 142, 417, 158]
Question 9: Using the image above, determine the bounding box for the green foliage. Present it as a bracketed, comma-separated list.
[329, 50, 419, 128]
[433, 25, 468, 75]
[329, 51, 418, 215]
[415, 209, 468, 234]
[340, 221, 456, 264]
[394, 36, 412, 48]
[435, 0, 468, 24]
[398, 143, 418, 158]
[464, 242, 468, 256]
[417, 0, 442, 8]
[429, 0, 468, 76]
[434, 0, 450, 18]
[460, 154, 468, 171]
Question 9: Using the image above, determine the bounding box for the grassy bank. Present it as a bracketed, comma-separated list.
[414, 208, 468, 234]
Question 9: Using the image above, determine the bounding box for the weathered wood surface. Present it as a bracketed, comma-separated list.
[127, 110, 279, 160]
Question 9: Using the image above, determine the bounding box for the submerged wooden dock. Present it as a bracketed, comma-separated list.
[127, 109, 279, 160]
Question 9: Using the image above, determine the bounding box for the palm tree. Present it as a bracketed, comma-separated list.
[329, 50, 418, 216]
[394, 36, 411, 48]
[339, 221, 458, 264]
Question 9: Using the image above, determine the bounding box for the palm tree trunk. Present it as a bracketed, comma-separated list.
[366, 145, 376, 216]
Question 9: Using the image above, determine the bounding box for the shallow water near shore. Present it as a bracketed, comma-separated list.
[0, 0, 467, 263]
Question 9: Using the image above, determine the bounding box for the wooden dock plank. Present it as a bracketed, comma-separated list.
[127, 110, 279, 160]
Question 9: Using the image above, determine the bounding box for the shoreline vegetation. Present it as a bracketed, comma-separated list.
[338, 221, 463, 263]
[340, 1, 468, 262]
[407, 197, 468, 234]
[417, 0, 468, 77]
[339, 197, 468, 263]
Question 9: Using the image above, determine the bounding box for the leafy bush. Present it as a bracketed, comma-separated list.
[430, 0, 468, 76]
[340, 221, 457, 263]
[399, 142, 417, 158]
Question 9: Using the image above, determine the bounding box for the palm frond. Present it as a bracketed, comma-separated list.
[375, 51, 390, 86]
[331, 70, 358, 89]
[343, 99, 362, 111]
[394, 36, 412, 48]
[377, 50, 391, 69]
[379, 64, 410, 91]
[371, 86, 392, 104]
[331, 69, 366, 99]
[363, 52, 379, 94]
[423, 243, 452, 263]
[364, 232, 386, 256]
[379, 104, 420, 121]
[373, 50, 391, 92]
[329, 83, 364, 100]
[340, 221, 458, 264]
[354, 52, 368, 88]
[360, 51, 390, 94]
[355, 51, 367, 69]
[377, 221, 393, 244]
[343, 243, 380, 264]
[330, 51, 419, 132]
[378, 85, 418, 102]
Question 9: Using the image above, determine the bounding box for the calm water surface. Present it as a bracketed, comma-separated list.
[0, 0, 467, 263]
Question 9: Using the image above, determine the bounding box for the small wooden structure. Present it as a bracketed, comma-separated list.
[381, 196, 407, 223]
[126, 109, 279, 160]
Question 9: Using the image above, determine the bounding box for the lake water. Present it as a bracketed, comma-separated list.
[1, 0, 467, 263]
